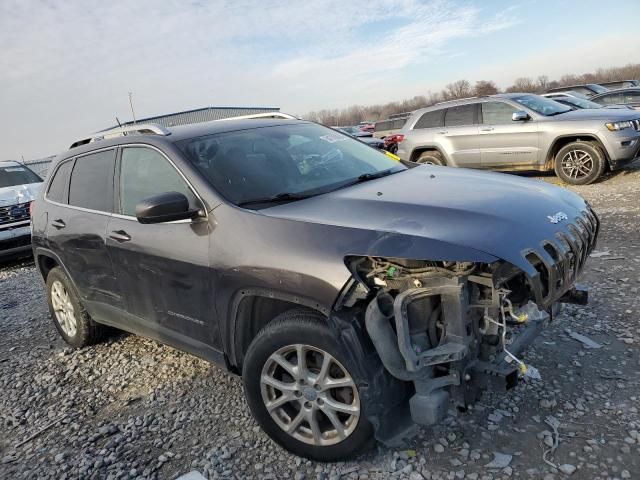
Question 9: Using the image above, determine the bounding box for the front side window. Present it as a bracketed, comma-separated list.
[444, 104, 476, 127]
[119, 147, 198, 217]
[623, 91, 640, 103]
[593, 93, 622, 105]
[177, 123, 405, 207]
[68, 149, 116, 212]
[481, 102, 519, 124]
[512, 95, 572, 116]
[46, 160, 73, 204]
[0, 164, 42, 188]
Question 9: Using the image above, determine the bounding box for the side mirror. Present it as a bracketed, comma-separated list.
[135, 192, 200, 224]
[512, 111, 531, 122]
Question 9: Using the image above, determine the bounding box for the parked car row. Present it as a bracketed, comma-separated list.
[396, 93, 640, 185]
[31, 118, 597, 460]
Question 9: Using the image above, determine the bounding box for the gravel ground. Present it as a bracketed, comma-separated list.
[1, 164, 639, 480]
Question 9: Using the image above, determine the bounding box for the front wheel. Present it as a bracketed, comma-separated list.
[554, 142, 606, 185]
[242, 310, 374, 461]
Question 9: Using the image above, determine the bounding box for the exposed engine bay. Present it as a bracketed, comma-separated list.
[342, 256, 588, 430]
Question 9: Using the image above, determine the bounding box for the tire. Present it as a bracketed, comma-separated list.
[46, 267, 105, 348]
[387, 143, 398, 155]
[242, 309, 374, 461]
[415, 150, 446, 166]
[554, 141, 606, 185]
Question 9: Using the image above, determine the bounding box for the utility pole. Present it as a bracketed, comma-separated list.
[128, 92, 137, 124]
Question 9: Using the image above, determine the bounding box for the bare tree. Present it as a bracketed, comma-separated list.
[506, 77, 537, 93]
[536, 75, 549, 92]
[474, 80, 498, 96]
[442, 80, 472, 100]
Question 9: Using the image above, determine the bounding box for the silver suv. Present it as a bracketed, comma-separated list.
[397, 93, 640, 184]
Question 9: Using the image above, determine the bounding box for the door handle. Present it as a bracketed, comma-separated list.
[51, 219, 66, 229]
[436, 130, 448, 134]
[480, 127, 495, 132]
[109, 230, 131, 242]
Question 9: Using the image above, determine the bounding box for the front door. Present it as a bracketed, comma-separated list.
[478, 101, 540, 168]
[105, 145, 219, 357]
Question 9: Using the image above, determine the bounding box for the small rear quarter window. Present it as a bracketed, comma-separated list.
[46, 160, 73, 204]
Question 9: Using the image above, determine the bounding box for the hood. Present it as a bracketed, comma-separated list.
[0, 183, 41, 207]
[262, 166, 590, 273]
[549, 108, 639, 121]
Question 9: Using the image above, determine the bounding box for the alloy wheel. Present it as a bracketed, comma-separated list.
[561, 149, 593, 179]
[260, 344, 360, 446]
[50, 280, 77, 337]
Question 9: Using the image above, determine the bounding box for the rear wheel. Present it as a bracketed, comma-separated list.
[242, 310, 374, 461]
[554, 141, 605, 185]
[415, 150, 446, 166]
[46, 267, 106, 348]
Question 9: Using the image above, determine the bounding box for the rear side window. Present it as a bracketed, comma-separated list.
[413, 110, 443, 129]
[623, 91, 640, 103]
[481, 102, 518, 124]
[46, 160, 73, 204]
[68, 149, 116, 212]
[444, 104, 476, 127]
[119, 147, 197, 216]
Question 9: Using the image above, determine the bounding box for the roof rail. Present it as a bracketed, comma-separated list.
[69, 123, 171, 149]
[434, 96, 478, 105]
[214, 112, 298, 121]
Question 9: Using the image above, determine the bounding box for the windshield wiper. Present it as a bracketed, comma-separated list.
[237, 192, 314, 207]
[547, 110, 571, 116]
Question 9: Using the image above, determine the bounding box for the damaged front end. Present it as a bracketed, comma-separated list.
[340, 250, 593, 440]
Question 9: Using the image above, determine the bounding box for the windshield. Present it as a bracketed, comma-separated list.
[513, 95, 573, 116]
[562, 97, 602, 109]
[0, 164, 42, 188]
[177, 123, 405, 207]
[588, 84, 609, 94]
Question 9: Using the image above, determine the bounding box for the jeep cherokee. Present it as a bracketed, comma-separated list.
[32, 119, 597, 460]
[397, 93, 640, 185]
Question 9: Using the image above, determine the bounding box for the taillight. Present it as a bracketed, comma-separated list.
[396, 135, 405, 143]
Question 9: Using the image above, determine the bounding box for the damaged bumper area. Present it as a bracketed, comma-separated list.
[341, 208, 598, 443]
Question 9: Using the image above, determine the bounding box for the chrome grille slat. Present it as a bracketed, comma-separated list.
[525, 208, 598, 306]
[0, 202, 30, 226]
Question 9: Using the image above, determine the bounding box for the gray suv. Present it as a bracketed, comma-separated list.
[397, 93, 640, 184]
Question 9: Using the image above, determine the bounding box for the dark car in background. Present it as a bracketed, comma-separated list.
[0, 160, 43, 259]
[591, 88, 640, 110]
[546, 83, 609, 97]
[598, 80, 640, 90]
[32, 118, 596, 460]
[335, 126, 385, 149]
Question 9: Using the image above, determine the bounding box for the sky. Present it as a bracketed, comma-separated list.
[1, 0, 639, 160]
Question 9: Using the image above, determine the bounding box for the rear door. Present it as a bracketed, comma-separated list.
[105, 145, 218, 356]
[440, 104, 481, 167]
[44, 148, 123, 320]
[478, 101, 540, 168]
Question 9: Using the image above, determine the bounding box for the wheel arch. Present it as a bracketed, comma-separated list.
[228, 288, 331, 372]
[546, 134, 610, 169]
[409, 145, 449, 164]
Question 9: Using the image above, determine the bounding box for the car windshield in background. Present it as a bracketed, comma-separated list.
[0, 165, 42, 188]
[177, 123, 405, 208]
[337, 126, 360, 135]
[513, 95, 573, 116]
[562, 97, 602, 109]
[589, 84, 609, 94]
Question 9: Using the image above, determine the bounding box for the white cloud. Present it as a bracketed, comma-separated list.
[0, 0, 517, 159]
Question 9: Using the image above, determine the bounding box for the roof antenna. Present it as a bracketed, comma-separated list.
[115, 116, 123, 128]
[128, 92, 137, 124]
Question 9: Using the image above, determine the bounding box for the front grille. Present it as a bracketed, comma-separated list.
[633, 119, 640, 132]
[525, 207, 599, 306]
[0, 202, 30, 226]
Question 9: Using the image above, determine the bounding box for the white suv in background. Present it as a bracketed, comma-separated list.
[0, 160, 42, 259]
